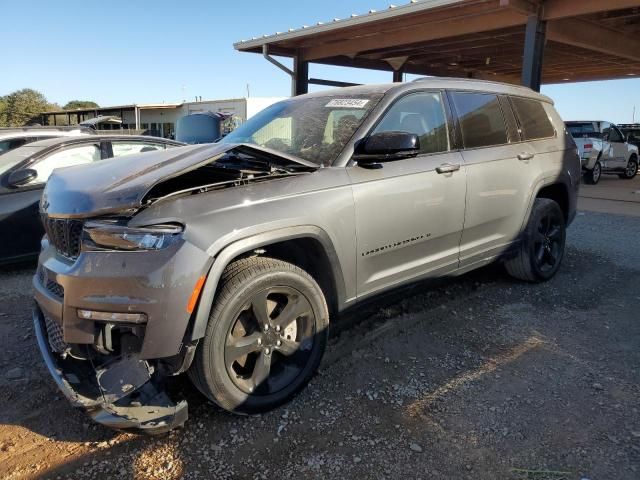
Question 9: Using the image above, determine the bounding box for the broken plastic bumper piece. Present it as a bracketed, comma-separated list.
[33, 305, 187, 435]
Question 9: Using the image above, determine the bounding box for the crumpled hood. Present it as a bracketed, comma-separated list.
[41, 143, 305, 218]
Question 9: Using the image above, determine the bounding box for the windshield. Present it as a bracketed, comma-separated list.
[220, 94, 384, 166]
[566, 122, 601, 139]
[0, 145, 43, 176]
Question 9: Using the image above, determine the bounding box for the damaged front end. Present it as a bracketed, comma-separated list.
[33, 142, 318, 434]
[33, 305, 187, 434]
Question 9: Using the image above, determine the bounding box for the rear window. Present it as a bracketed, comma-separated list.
[510, 97, 555, 140]
[450, 92, 508, 149]
[566, 122, 601, 139]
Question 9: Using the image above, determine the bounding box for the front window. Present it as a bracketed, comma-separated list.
[220, 94, 384, 166]
[371, 92, 450, 155]
[0, 145, 42, 176]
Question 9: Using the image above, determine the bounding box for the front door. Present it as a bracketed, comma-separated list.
[347, 91, 466, 297]
[0, 142, 102, 260]
[604, 124, 628, 170]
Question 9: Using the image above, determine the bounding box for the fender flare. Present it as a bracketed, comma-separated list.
[520, 175, 572, 232]
[189, 225, 346, 341]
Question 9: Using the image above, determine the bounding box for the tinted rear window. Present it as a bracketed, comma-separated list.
[566, 122, 601, 139]
[450, 92, 508, 149]
[510, 97, 555, 140]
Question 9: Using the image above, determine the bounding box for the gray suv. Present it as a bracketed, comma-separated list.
[33, 78, 579, 433]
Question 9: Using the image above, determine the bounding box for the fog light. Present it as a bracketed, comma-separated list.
[77, 309, 147, 324]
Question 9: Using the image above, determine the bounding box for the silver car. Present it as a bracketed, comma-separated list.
[32, 78, 580, 433]
[0, 125, 93, 156]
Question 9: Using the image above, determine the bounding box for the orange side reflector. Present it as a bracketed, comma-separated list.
[186, 275, 206, 314]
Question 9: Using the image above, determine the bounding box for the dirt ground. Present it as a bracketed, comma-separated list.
[1, 206, 639, 480]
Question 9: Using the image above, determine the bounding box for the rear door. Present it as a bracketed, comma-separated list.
[452, 91, 543, 268]
[348, 90, 466, 297]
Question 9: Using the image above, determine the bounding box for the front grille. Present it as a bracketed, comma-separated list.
[42, 216, 83, 260]
[44, 314, 68, 353]
[38, 266, 65, 299]
[46, 279, 64, 298]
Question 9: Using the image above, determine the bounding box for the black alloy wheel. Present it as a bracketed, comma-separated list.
[504, 198, 566, 282]
[532, 210, 564, 274]
[189, 257, 328, 414]
[224, 286, 315, 396]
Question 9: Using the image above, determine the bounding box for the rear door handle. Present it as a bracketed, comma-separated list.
[517, 152, 535, 161]
[436, 163, 461, 174]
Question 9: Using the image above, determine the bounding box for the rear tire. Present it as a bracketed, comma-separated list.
[189, 257, 328, 414]
[504, 198, 566, 282]
[619, 156, 638, 179]
[584, 161, 601, 185]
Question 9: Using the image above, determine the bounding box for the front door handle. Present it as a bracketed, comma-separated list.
[436, 163, 461, 174]
[517, 152, 535, 161]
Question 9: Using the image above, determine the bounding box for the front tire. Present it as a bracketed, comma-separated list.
[189, 257, 328, 414]
[505, 198, 566, 282]
[619, 156, 638, 179]
[584, 160, 602, 185]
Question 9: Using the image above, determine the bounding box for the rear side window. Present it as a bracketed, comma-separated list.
[450, 92, 508, 149]
[510, 97, 555, 140]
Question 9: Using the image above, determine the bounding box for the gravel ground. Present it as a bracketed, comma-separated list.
[0, 211, 638, 480]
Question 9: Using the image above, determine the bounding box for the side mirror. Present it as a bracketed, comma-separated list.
[7, 168, 37, 187]
[354, 131, 420, 169]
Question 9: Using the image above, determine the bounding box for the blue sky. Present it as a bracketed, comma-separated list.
[2, 0, 639, 123]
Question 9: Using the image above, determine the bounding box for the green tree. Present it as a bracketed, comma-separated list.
[0, 96, 7, 127]
[63, 100, 99, 110]
[3, 88, 52, 126]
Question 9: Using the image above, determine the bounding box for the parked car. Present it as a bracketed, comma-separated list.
[0, 125, 93, 156]
[33, 78, 579, 433]
[565, 121, 639, 184]
[0, 135, 184, 264]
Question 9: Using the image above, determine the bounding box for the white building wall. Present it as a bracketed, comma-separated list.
[246, 97, 284, 119]
[94, 97, 286, 137]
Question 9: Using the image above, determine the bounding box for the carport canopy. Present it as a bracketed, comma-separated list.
[235, 0, 640, 94]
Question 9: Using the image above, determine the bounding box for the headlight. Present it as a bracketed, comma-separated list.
[83, 221, 183, 251]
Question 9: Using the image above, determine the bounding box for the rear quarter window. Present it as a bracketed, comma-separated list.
[450, 92, 508, 149]
[510, 97, 555, 140]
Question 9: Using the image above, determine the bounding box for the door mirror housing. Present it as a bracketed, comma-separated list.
[7, 168, 37, 187]
[354, 131, 420, 168]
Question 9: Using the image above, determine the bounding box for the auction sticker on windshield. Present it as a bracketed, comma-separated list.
[325, 99, 370, 108]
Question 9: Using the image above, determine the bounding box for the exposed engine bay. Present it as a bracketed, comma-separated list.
[144, 145, 317, 204]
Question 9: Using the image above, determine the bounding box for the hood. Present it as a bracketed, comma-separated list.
[41, 143, 315, 218]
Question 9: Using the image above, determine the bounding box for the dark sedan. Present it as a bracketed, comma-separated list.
[0, 135, 184, 264]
